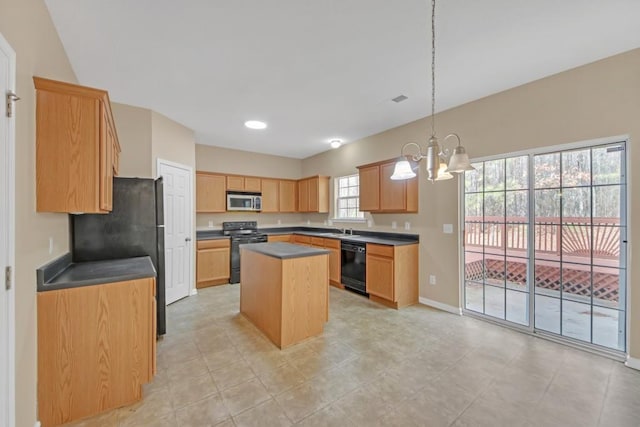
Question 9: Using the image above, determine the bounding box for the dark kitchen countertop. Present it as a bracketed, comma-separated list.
[196, 230, 228, 241]
[37, 254, 156, 292]
[240, 242, 330, 259]
[260, 227, 419, 246]
[196, 227, 418, 246]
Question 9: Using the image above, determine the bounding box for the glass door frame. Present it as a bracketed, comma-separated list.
[459, 135, 629, 360]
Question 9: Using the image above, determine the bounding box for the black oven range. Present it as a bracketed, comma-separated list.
[223, 221, 268, 284]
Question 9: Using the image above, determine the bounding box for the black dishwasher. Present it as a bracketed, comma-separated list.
[341, 241, 368, 295]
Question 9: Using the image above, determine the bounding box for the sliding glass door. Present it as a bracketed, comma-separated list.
[462, 140, 627, 353]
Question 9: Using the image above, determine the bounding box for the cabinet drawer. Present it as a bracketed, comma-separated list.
[311, 237, 325, 247]
[293, 235, 311, 244]
[323, 238, 340, 249]
[268, 235, 292, 243]
[367, 243, 394, 258]
[197, 239, 230, 250]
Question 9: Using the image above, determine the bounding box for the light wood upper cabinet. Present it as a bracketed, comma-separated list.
[308, 177, 320, 212]
[366, 243, 419, 309]
[357, 159, 418, 213]
[278, 180, 297, 212]
[298, 179, 309, 212]
[298, 176, 329, 213]
[358, 165, 380, 211]
[37, 277, 156, 427]
[261, 179, 279, 212]
[196, 173, 226, 213]
[244, 177, 261, 192]
[196, 239, 230, 288]
[226, 175, 261, 192]
[194, 172, 327, 214]
[34, 77, 121, 213]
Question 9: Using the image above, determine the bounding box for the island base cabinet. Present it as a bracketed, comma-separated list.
[240, 248, 328, 349]
[37, 278, 156, 427]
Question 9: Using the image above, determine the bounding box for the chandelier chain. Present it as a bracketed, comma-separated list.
[431, 0, 436, 138]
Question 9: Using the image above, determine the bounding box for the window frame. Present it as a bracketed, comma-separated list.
[333, 174, 365, 222]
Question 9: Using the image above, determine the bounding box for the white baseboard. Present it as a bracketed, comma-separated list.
[419, 297, 462, 315]
[190, 288, 198, 296]
[625, 356, 640, 371]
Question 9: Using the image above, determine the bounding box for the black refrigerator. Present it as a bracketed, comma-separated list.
[71, 177, 166, 335]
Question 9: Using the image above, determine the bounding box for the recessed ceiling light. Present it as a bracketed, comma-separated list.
[330, 139, 342, 149]
[244, 120, 267, 130]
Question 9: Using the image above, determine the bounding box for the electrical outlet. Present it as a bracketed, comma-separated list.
[208, 220, 213, 228]
[323, 220, 328, 226]
[429, 275, 436, 285]
[443, 224, 453, 234]
[367, 219, 372, 228]
[306, 220, 311, 225]
[391, 221, 397, 229]
[327, 219, 333, 226]
[404, 221, 411, 230]
[49, 237, 54, 255]
[277, 219, 282, 225]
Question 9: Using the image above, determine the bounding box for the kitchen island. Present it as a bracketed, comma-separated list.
[240, 242, 330, 349]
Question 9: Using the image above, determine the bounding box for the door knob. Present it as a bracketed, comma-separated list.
[185, 237, 192, 242]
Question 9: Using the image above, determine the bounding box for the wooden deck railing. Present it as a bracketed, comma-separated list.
[465, 216, 621, 258]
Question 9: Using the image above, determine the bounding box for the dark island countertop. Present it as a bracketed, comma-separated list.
[37, 254, 156, 292]
[240, 242, 330, 260]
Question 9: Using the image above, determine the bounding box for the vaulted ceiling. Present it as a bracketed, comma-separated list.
[45, 0, 640, 158]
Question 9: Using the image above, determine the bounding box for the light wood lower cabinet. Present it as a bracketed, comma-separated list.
[196, 239, 231, 288]
[366, 243, 418, 308]
[293, 235, 312, 246]
[309, 237, 341, 287]
[268, 234, 293, 243]
[324, 239, 342, 287]
[37, 278, 156, 427]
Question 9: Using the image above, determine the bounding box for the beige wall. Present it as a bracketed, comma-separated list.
[0, 0, 77, 425]
[195, 144, 304, 228]
[151, 111, 196, 177]
[302, 48, 640, 357]
[112, 103, 153, 178]
[196, 144, 302, 179]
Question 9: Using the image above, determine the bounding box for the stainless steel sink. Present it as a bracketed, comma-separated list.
[320, 233, 360, 238]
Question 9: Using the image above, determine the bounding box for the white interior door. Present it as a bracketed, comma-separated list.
[158, 160, 193, 304]
[0, 32, 16, 427]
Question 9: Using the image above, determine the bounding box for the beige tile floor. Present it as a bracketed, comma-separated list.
[69, 285, 640, 427]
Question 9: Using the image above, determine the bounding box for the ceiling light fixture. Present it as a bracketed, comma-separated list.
[244, 120, 267, 130]
[391, 0, 474, 182]
[330, 139, 342, 149]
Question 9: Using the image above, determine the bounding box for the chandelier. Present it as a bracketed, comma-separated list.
[391, 0, 474, 182]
